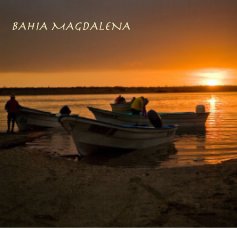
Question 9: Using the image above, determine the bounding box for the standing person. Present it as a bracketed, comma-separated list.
[130, 96, 149, 116]
[5, 95, 20, 133]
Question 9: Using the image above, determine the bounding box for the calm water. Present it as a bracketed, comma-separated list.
[1, 92, 237, 168]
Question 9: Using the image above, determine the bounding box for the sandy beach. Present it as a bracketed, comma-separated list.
[0, 139, 237, 227]
[0, 132, 46, 149]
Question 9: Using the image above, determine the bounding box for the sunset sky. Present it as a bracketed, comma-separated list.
[1, 0, 237, 87]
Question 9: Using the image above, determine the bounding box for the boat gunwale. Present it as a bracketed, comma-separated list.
[88, 106, 210, 117]
[19, 106, 56, 116]
[60, 116, 177, 132]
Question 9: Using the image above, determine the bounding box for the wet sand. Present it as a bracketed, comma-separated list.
[0, 145, 237, 227]
[0, 132, 46, 149]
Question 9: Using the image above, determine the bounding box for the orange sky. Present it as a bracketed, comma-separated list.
[1, 0, 237, 87]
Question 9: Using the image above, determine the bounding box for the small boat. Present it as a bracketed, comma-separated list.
[110, 102, 131, 112]
[89, 106, 149, 126]
[88, 105, 210, 127]
[60, 116, 177, 156]
[16, 106, 61, 131]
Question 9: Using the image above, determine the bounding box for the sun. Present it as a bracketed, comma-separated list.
[206, 79, 218, 86]
[192, 69, 229, 86]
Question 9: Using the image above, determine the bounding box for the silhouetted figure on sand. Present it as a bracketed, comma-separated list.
[5, 95, 20, 133]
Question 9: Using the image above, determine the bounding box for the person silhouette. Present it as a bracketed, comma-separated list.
[5, 95, 20, 133]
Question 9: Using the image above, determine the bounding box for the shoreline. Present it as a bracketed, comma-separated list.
[1, 85, 237, 96]
[0, 144, 236, 226]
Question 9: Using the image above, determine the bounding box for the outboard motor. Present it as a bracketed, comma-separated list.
[147, 109, 163, 128]
[196, 105, 206, 113]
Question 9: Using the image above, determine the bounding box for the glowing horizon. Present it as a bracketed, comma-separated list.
[0, 68, 236, 87]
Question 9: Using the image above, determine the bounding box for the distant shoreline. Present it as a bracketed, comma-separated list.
[1, 86, 237, 96]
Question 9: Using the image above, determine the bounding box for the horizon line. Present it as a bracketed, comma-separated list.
[1, 85, 237, 89]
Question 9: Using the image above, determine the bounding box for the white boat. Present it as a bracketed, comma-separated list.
[89, 106, 149, 126]
[88, 106, 210, 127]
[157, 111, 209, 127]
[110, 102, 131, 112]
[16, 106, 61, 131]
[60, 116, 177, 156]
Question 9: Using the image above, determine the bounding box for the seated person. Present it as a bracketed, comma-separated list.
[114, 95, 126, 104]
[130, 96, 149, 116]
[59, 105, 71, 115]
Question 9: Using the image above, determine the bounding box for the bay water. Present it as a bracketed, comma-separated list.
[1, 92, 237, 168]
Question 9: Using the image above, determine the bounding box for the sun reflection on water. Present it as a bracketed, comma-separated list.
[206, 96, 218, 129]
[208, 96, 217, 113]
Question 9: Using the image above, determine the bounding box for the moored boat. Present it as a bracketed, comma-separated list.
[110, 102, 131, 112]
[88, 106, 210, 127]
[89, 106, 149, 126]
[16, 106, 61, 131]
[157, 111, 209, 127]
[60, 116, 177, 156]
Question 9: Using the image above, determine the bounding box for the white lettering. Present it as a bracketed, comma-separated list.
[90, 22, 98, 30]
[51, 22, 65, 30]
[123, 22, 130, 30]
[106, 22, 111, 30]
[75, 22, 82, 31]
[83, 22, 90, 30]
[39, 22, 47, 30]
[99, 22, 104, 31]
[65, 22, 74, 30]
[11, 21, 131, 32]
[12, 22, 18, 30]
[18, 22, 26, 30]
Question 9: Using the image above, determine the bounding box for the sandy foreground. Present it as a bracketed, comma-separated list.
[0, 136, 237, 227]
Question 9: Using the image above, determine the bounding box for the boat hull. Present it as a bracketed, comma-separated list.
[89, 106, 149, 126]
[16, 107, 61, 131]
[89, 107, 209, 127]
[159, 112, 209, 127]
[110, 102, 131, 112]
[60, 116, 176, 156]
